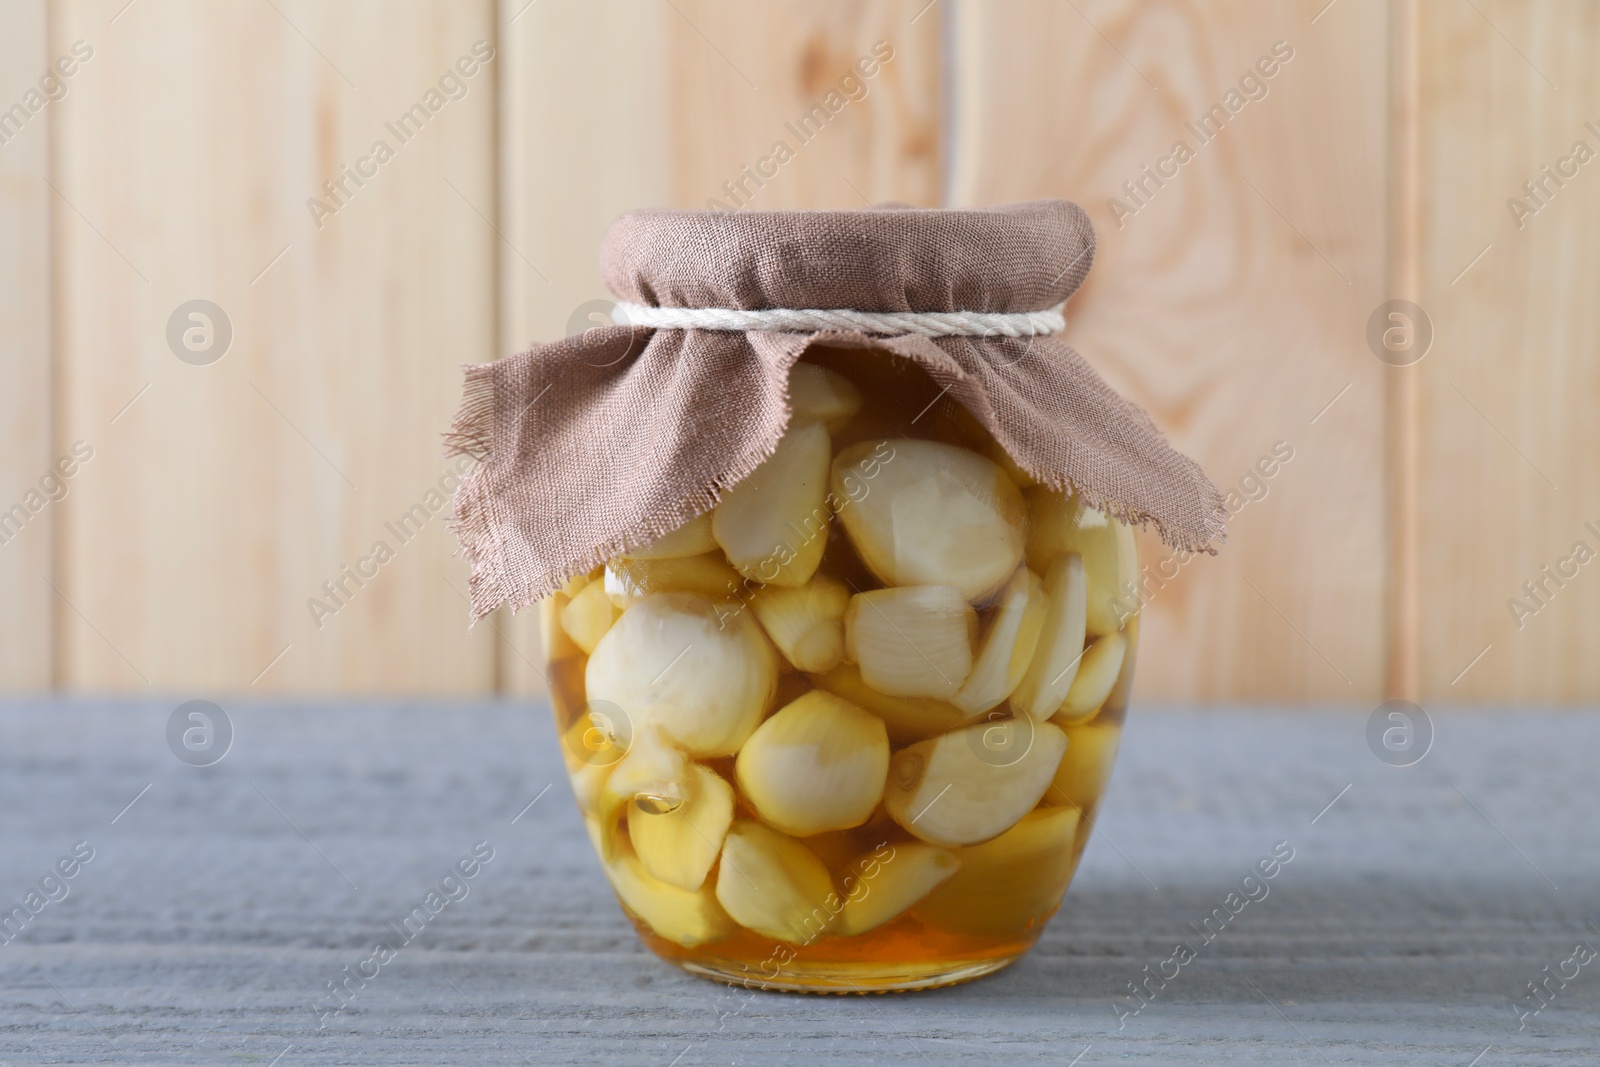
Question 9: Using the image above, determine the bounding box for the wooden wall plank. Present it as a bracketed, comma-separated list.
[950, 0, 1390, 702]
[0, 0, 55, 690]
[1384, 0, 1421, 702]
[1415, 1, 1600, 701]
[665, 0, 942, 211]
[497, 0, 943, 695]
[494, 0, 672, 694]
[52, 0, 498, 693]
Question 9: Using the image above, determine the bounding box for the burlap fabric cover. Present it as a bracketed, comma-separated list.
[446, 200, 1225, 620]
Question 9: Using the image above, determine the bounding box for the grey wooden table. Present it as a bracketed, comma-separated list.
[1, 700, 1595, 1065]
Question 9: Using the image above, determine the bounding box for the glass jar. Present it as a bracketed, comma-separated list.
[539, 347, 1139, 992]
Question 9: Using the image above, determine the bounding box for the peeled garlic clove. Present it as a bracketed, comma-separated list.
[982, 440, 1038, 489]
[844, 585, 975, 700]
[569, 760, 613, 818]
[713, 421, 832, 588]
[911, 806, 1081, 938]
[832, 439, 1025, 602]
[1055, 632, 1127, 724]
[884, 719, 1067, 847]
[808, 663, 968, 744]
[1009, 554, 1088, 722]
[597, 725, 690, 858]
[735, 690, 889, 836]
[585, 592, 778, 757]
[788, 362, 862, 431]
[622, 512, 717, 560]
[560, 579, 618, 654]
[715, 820, 837, 944]
[605, 839, 735, 948]
[629, 762, 735, 891]
[605, 552, 742, 608]
[582, 814, 606, 856]
[951, 567, 1046, 717]
[539, 595, 582, 662]
[560, 715, 626, 816]
[560, 569, 599, 598]
[836, 842, 959, 936]
[1024, 490, 1139, 636]
[1050, 721, 1122, 813]
[750, 576, 849, 673]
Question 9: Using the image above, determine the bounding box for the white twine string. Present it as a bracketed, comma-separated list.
[610, 301, 1066, 338]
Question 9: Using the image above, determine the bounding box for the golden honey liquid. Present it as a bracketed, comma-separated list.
[543, 348, 1137, 992]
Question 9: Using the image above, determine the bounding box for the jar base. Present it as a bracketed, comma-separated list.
[672, 952, 1022, 994]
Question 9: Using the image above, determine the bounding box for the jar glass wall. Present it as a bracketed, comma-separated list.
[540, 347, 1139, 992]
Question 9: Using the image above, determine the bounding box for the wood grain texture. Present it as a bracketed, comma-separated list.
[0, 1, 54, 690]
[1385, 0, 1421, 702]
[4, 700, 1598, 1062]
[664, 0, 942, 212]
[50, 0, 497, 693]
[494, 0, 671, 694]
[1414, 1, 1600, 701]
[949, 0, 1389, 702]
[497, 0, 943, 695]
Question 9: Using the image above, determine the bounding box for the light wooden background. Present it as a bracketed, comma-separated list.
[3, 0, 1594, 704]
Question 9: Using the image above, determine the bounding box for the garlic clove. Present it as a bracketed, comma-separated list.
[734, 690, 889, 836]
[629, 762, 735, 891]
[911, 806, 1081, 938]
[788, 362, 862, 431]
[560, 714, 625, 817]
[585, 592, 778, 757]
[844, 585, 975, 700]
[596, 724, 690, 859]
[539, 595, 582, 662]
[604, 552, 743, 609]
[982, 440, 1039, 489]
[1049, 720, 1123, 814]
[1009, 554, 1088, 722]
[951, 567, 1047, 717]
[604, 838, 735, 948]
[560, 578, 619, 654]
[750, 576, 849, 673]
[884, 718, 1068, 847]
[713, 421, 833, 588]
[832, 439, 1026, 603]
[715, 820, 837, 944]
[622, 512, 718, 560]
[807, 663, 968, 744]
[835, 842, 960, 937]
[1024, 490, 1139, 636]
[1055, 632, 1127, 724]
[560, 569, 599, 598]
[568, 760, 612, 819]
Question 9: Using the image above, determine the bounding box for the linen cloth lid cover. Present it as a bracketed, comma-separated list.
[446, 199, 1225, 620]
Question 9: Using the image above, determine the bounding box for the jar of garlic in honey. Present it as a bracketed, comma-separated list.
[541, 349, 1142, 990]
[447, 201, 1223, 992]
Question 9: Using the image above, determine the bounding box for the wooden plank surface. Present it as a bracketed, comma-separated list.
[1414, 0, 1600, 701]
[949, 0, 1390, 702]
[497, 0, 944, 695]
[10, 1, 1600, 702]
[0, 1, 55, 690]
[2, 700, 1595, 1063]
[494, 0, 671, 694]
[49, 0, 498, 693]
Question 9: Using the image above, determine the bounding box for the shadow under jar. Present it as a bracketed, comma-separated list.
[540, 347, 1140, 993]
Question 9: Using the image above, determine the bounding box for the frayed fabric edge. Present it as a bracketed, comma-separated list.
[445, 330, 1227, 623]
[442, 342, 799, 623]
